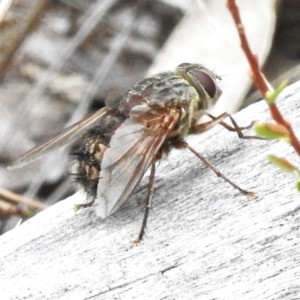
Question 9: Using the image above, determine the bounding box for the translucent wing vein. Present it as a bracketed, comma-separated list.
[96, 107, 178, 218]
[8, 107, 110, 169]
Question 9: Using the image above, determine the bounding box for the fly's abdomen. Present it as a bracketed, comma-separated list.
[71, 136, 107, 197]
[71, 109, 126, 198]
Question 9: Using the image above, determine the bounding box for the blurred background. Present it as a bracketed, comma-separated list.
[0, 0, 298, 233]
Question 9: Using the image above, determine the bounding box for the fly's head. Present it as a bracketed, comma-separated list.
[176, 63, 222, 111]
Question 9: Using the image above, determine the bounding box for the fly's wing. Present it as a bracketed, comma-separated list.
[8, 107, 110, 169]
[96, 105, 179, 218]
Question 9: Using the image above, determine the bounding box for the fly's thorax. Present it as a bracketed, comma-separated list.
[143, 73, 193, 109]
[118, 72, 181, 115]
[126, 72, 204, 138]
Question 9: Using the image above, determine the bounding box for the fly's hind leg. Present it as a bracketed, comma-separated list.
[133, 160, 156, 246]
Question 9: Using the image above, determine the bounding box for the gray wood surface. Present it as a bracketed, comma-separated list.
[1, 81, 300, 300]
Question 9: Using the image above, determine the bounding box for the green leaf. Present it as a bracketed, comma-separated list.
[254, 122, 290, 141]
[296, 181, 300, 193]
[265, 80, 288, 104]
[267, 155, 300, 177]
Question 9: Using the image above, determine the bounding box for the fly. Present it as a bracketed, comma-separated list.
[8, 63, 260, 244]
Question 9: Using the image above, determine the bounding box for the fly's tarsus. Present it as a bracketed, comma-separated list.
[74, 198, 96, 212]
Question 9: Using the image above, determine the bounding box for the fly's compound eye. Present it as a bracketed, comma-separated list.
[189, 69, 217, 99]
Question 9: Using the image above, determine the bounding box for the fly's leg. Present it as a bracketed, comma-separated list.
[204, 112, 263, 140]
[176, 141, 256, 199]
[133, 160, 156, 245]
[190, 112, 229, 134]
[188, 112, 260, 197]
[74, 197, 96, 211]
[206, 112, 253, 133]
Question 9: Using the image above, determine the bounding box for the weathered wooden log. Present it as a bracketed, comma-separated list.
[1, 81, 300, 299]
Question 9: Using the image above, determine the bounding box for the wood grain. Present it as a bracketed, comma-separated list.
[1, 81, 300, 300]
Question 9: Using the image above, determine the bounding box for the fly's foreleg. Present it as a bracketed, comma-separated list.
[193, 112, 263, 140]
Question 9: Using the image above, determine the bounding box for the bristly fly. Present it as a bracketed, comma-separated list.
[9, 63, 259, 244]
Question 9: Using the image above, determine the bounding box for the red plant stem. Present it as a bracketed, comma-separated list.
[227, 0, 300, 156]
